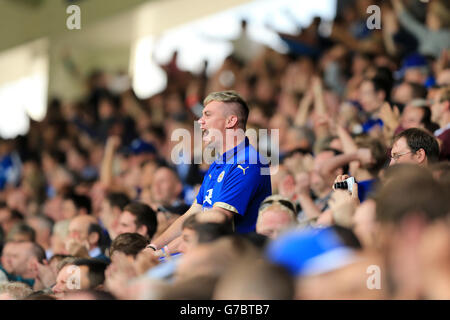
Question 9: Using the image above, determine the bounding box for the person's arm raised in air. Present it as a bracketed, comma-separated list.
[312, 76, 332, 140]
[382, 5, 400, 57]
[295, 172, 322, 220]
[391, 0, 428, 42]
[100, 135, 121, 189]
[336, 125, 361, 174]
[319, 149, 374, 178]
[294, 87, 314, 127]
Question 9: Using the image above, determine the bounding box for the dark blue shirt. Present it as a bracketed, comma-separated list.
[357, 179, 377, 202]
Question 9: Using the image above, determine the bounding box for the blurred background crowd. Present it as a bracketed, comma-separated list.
[0, 0, 449, 300]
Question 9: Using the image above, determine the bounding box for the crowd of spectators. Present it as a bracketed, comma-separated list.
[0, 0, 449, 300]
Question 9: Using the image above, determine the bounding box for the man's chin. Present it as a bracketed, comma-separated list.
[202, 136, 213, 148]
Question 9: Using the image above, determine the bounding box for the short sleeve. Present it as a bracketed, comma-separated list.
[213, 164, 263, 216]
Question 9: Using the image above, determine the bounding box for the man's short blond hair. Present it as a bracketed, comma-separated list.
[203, 91, 249, 129]
[257, 195, 297, 226]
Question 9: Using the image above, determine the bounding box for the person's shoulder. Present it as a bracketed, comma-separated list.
[437, 127, 450, 140]
[239, 143, 271, 167]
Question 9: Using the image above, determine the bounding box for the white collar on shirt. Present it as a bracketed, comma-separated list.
[89, 247, 102, 258]
[434, 123, 450, 137]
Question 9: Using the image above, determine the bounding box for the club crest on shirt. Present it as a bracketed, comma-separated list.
[217, 170, 225, 183]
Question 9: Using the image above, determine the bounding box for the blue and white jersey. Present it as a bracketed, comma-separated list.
[196, 137, 272, 233]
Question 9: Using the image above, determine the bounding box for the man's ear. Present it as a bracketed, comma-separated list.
[137, 225, 148, 238]
[27, 256, 38, 274]
[226, 115, 239, 129]
[444, 101, 450, 112]
[377, 91, 386, 103]
[415, 148, 426, 164]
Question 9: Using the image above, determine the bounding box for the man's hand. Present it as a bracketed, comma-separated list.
[311, 75, 323, 97]
[106, 135, 121, 151]
[379, 102, 400, 132]
[329, 175, 360, 228]
[391, 0, 405, 13]
[279, 174, 297, 200]
[333, 174, 349, 190]
[382, 6, 399, 34]
[32, 260, 57, 290]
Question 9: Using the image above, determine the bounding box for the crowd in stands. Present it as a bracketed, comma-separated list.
[0, 0, 449, 300]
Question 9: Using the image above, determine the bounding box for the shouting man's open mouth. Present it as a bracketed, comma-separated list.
[201, 126, 210, 143]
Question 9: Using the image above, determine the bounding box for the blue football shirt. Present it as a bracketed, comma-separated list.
[196, 137, 272, 233]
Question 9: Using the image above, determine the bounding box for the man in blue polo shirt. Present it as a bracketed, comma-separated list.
[151, 91, 272, 254]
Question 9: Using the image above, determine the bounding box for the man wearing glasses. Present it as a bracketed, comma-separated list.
[390, 128, 440, 166]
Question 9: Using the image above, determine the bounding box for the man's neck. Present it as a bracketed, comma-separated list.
[355, 169, 374, 181]
[371, 104, 383, 117]
[439, 113, 450, 130]
[222, 130, 246, 155]
[20, 270, 35, 280]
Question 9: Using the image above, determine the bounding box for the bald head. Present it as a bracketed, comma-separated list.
[67, 215, 100, 249]
[69, 215, 97, 232]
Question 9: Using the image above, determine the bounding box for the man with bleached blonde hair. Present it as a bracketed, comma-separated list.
[150, 91, 272, 255]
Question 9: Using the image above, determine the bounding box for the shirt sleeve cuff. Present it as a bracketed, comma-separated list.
[213, 202, 239, 215]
